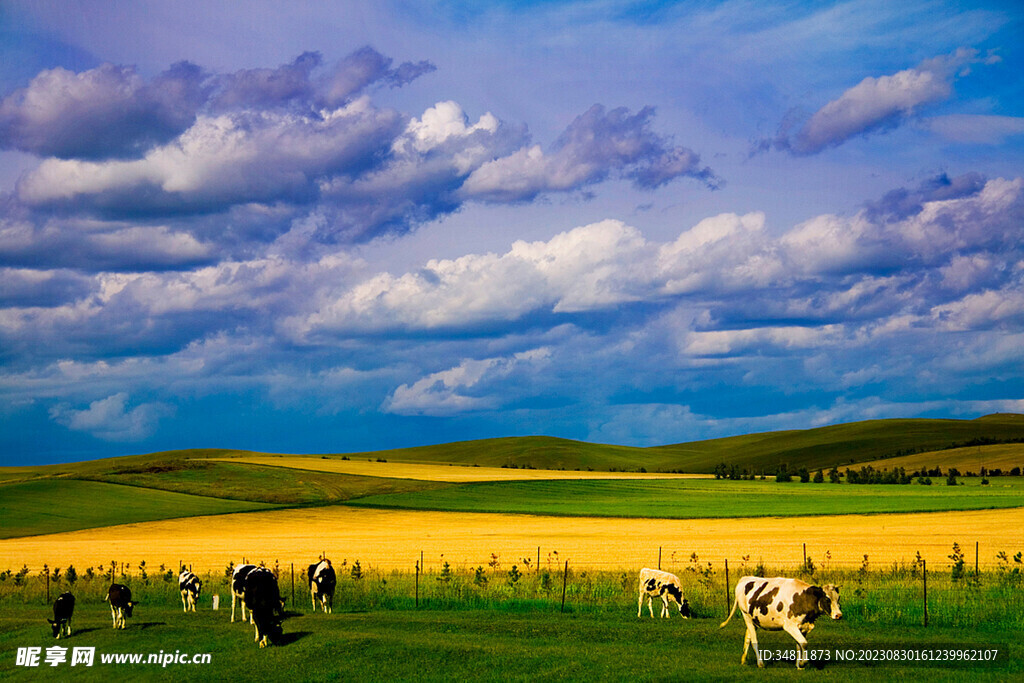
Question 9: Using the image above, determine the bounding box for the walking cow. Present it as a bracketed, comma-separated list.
[231, 564, 258, 623]
[308, 559, 336, 613]
[721, 576, 842, 669]
[106, 584, 138, 629]
[179, 570, 202, 612]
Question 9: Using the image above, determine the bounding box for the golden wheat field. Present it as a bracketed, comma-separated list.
[210, 455, 707, 482]
[2, 505, 1020, 574]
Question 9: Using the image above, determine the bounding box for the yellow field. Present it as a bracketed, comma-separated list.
[2, 505, 1020, 574]
[209, 455, 709, 482]
[858, 443, 1024, 473]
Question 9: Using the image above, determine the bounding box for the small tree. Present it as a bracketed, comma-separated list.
[813, 469, 824, 483]
[473, 566, 488, 587]
[351, 560, 363, 581]
[507, 565, 522, 588]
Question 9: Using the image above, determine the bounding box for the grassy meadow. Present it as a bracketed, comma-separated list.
[347, 477, 1024, 519]
[3, 415, 1024, 679]
[0, 479, 274, 539]
[1, 563, 1022, 681]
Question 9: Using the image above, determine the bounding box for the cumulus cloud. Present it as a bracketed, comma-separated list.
[3, 50, 713, 253]
[461, 105, 720, 202]
[384, 348, 551, 416]
[0, 62, 207, 160]
[767, 48, 999, 154]
[49, 392, 172, 441]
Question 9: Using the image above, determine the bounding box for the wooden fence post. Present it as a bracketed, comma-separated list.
[922, 559, 928, 627]
[802, 543, 807, 569]
[290, 563, 295, 607]
[658, 547, 662, 570]
[46, 566, 50, 604]
[724, 559, 730, 615]
[561, 560, 569, 613]
[415, 560, 420, 609]
[975, 541, 979, 578]
[537, 546, 540, 572]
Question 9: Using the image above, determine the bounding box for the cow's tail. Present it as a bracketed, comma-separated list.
[720, 596, 739, 628]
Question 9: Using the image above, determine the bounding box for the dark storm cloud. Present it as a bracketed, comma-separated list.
[0, 61, 208, 160]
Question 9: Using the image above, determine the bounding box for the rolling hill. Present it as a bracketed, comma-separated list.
[3, 414, 1024, 483]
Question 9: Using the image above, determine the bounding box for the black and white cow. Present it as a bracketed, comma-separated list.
[106, 584, 138, 629]
[720, 576, 843, 669]
[307, 559, 336, 613]
[637, 568, 691, 619]
[243, 567, 284, 648]
[48, 592, 75, 638]
[231, 564, 258, 623]
[179, 570, 202, 612]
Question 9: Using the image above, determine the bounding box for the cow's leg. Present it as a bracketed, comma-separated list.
[783, 623, 810, 669]
[110, 604, 116, 628]
[311, 588, 317, 611]
[661, 595, 670, 618]
[637, 590, 644, 617]
[231, 593, 237, 622]
[741, 627, 751, 665]
[740, 612, 763, 668]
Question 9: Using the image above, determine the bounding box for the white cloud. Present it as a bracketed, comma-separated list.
[49, 392, 172, 441]
[778, 48, 997, 154]
[383, 348, 551, 416]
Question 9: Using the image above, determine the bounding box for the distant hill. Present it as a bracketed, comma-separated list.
[4, 414, 1024, 481]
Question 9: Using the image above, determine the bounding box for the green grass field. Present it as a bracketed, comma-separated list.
[1, 607, 1018, 682]
[0, 480, 276, 539]
[346, 478, 1024, 519]
[83, 461, 446, 505]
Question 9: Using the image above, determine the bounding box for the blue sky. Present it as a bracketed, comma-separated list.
[1, 0, 1023, 465]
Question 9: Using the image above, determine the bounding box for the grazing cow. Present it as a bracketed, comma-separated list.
[48, 592, 75, 638]
[179, 570, 202, 612]
[637, 568, 691, 619]
[307, 559, 336, 613]
[106, 584, 138, 629]
[721, 576, 843, 669]
[243, 567, 284, 648]
[231, 564, 258, 623]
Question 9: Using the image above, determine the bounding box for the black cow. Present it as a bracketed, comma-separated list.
[179, 570, 202, 612]
[106, 584, 137, 629]
[243, 567, 284, 648]
[307, 559, 336, 613]
[48, 592, 75, 638]
[231, 564, 257, 623]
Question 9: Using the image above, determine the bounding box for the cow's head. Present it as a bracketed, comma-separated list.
[820, 585, 842, 620]
[47, 619, 62, 638]
[678, 598, 691, 619]
[125, 601, 139, 618]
